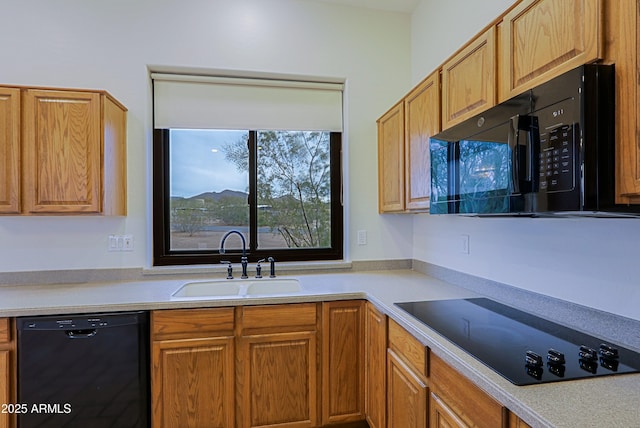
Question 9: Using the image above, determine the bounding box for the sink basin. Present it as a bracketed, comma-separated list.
[171, 278, 301, 299]
[171, 280, 241, 298]
[246, 279, 301, 295]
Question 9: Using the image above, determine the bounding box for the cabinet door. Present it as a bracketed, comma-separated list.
[607, 0, 640, 201]
[152, 336, 235, 428]
[500, 0, 603, 100]
[322, 300, 365, 424]
[387, 349, 427, 428]
[0, 318, 14, 428]
[441, 26, 496, 129]
[0, 87, 20, 214]
[0, 350, 10, 428]
[378, 101, 405, 212]
[238, 331, 318, 428]
[404, 72, 439, 211]
[22, 89, 102, 213]
[365, 303, 387, 428]
[508, 412, 532, 428]
[430, 392, 468, 428]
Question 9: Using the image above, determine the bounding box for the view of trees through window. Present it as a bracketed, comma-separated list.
[169, 129, 332, 252]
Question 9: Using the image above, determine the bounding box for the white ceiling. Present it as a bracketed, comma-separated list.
[309, 0, 420, 13]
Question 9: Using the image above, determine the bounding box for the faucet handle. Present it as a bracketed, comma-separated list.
[267, 257, 276, 278]
[220, 260, 233, 279]
[255, 259, 265, 278]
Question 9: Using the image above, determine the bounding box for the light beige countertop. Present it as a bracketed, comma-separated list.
[1, 269, 638, 427]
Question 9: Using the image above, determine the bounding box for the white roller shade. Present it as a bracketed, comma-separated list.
[152, 73, 343, 132]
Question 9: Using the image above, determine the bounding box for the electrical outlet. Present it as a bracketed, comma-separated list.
[357, 230, 367, 246]
[122, 235, 134, 251]
[460, 234, 470, 254]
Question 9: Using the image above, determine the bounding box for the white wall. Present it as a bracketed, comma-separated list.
[0, 0, 413, 272]
[411, 0, 640, 321]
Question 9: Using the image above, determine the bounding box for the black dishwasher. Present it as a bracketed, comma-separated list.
[17, 311, 149, 428]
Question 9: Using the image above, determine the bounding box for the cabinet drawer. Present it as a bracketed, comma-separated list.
[430, 353, 505, 428]
[388, 319, 427, 378]
[0, 318, 10, 343]
[152, 307, 235, 339]
[240, 303, 317, 333]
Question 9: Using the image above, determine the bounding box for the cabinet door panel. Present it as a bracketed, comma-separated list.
[442, 26, 496, 129]
[500, 0, 602, 100]
[608, 0, 640, 201]
[430, 392, 468, 428]
[238, 331, 317, 428]
[378, 102, 405, 212]
[23, 89, 101, 213]
[152, 337, 235, 428]
[365, 303, 387, 428]
[322, 301, 364, 424]
[0, 349, 10, 428]
[387, 349, 427, 428]
[0, 88, 20, 214]
[404, 72, 439, 211]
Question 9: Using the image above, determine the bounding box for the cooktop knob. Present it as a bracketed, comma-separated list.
[579, 345, 598, 361]
[599, 343, 619, 359]
[526, 350, 543, 367]
[547, 348, 565, 365]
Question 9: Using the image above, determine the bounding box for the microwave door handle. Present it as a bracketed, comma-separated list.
[527, 116, 540, 192]
[508, 115, 521, 195]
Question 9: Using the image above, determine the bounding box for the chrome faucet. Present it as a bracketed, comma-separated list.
[219, 230, 248, 279]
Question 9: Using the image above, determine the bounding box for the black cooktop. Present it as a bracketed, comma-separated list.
[395, 298, 640, 385]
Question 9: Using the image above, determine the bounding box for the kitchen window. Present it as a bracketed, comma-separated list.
[151, 73, 344, 266]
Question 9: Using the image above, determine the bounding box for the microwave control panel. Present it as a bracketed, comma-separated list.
[538, 124, 574, 192]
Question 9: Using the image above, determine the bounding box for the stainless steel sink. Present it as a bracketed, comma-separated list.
[171, 278, 301, 299]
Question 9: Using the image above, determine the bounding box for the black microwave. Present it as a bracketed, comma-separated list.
[430, 64, 640, 217]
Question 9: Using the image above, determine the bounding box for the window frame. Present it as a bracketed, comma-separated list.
[152, 128, 343, 266]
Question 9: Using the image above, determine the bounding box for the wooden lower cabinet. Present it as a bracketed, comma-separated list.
[152, 337, 235, 428]
[387, 319, 428, 428]
[387, 349, 427, 428]
[430, 391, 469, 428]
[237, 303, 319, 428]
[150, 302, 535, 428]
[0, 318, 15, 428]
[151, 308, 235, 428]
[238, 331, 317, 428]
[429, 354, 505, 428]
[508, 413, 532, 428]
[322, 300, 365, 425]
[365, 303, 387, 428]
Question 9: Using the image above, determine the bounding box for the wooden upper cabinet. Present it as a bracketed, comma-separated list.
[0, 88, 20, 214]
[605, 0, 640, 201]
[22, 88, 127, 215]
[500, 0, 603, 101]
[442, 26, 496, 129]
[378, 101, 405, 212]
[404, 72, 439, 211]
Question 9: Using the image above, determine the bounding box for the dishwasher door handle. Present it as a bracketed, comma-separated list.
[65, 329, 97, 339]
